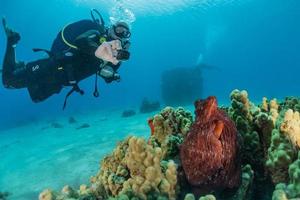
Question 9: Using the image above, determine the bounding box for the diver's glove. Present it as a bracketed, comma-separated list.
[2, 17, 21, 45]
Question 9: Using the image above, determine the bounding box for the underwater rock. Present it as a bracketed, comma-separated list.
[51, 122, 63, 129]
[180, 96, 241, 189]
[161, 66, 203, 106]
[76, 123, 90, 130]
[121, 110, 136, 118]
[0, 191, 10, 200]
[68, 116, 77, 124]
[99, 117, 108, 122]
[139, 98, 160, 113]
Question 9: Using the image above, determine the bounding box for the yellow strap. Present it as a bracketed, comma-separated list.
[61, 24, 78, 49]
[99, 37, 106, 43]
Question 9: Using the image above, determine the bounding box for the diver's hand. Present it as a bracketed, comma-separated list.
[95, 41, 120, 65]
[2, 17, 21, 45]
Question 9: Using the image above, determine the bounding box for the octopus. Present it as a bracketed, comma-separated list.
[148, 118, 155, 135]
[180, 96, 241, 189]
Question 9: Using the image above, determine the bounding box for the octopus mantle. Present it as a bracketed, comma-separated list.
[180, 96, 241, 189]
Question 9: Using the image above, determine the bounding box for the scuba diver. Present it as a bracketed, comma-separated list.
[1, 9, 131, 109]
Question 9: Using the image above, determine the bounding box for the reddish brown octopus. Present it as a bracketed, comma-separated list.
[180, 96, 241, 189]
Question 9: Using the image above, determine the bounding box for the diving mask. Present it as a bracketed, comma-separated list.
[113, 23, 131, 39]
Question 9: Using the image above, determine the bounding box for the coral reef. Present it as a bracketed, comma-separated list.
[228, 90, 281, 199]
[39, 90, 300, 200]
[280, 109, 300, 149]
[148, 107, 193, 141]
[228, 90, 264, 170]
[231, 164, 254, 200]
[122, 110, 136, 118]
[272, 151, 300, 199]
[266, 129, 296, 184]
[39, 185, 95, 200]
[148, 106, 193, 160]
[161, 66, 203, 106]
[180, 96, 241, 189]
[139, 98, 160, 114]
[184, 193, 216, 200]
[92, 136, 178, 200]
[280, 97, 300, 112]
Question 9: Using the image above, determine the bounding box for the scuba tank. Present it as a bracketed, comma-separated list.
[51, 9, 106, 53]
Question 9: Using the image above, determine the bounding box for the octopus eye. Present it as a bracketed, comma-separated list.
[214, 121, 224, 139]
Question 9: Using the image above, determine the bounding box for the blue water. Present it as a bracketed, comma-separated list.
[0, 0, 299, 129]
[0, 0, 299, 199]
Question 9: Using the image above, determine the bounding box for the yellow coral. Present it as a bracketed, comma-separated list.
[281, 109, 300, 148]
[231, 89, 250, 110]
[79, 184, 90, 195]
[61, 185, 76, 197]
[261, 97, 279, 125]
[122, 137, 177, 199]
[270, 99, 279, 125]
[270, 99, 279, 110]
[152, 111, 173, 144]
[164, 161, 177, 198]
[262, 97, 269, 112]
[92, 136, 178, 200]
[230, 89, 253, 121]
[39, 189, 55, 200]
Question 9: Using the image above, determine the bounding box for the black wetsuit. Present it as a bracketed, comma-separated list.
[2, 20, 121, 103]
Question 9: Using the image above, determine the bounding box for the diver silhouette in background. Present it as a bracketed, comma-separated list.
[1, 9, 131, 109]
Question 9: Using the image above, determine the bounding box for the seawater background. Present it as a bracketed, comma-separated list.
[0, 0, 299, 199]
[0, 0, 299, 129]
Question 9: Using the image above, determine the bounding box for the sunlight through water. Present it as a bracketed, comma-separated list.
[73, 0, 250, 16]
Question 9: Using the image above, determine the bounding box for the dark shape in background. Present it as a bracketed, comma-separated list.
[139, 98, 160, 113]
[122, 109, 136, 118]
[161, 64, 207, 106]
[0, 191, 10, 200]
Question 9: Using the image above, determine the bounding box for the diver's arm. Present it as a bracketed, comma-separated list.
[73, 30, 100, 55]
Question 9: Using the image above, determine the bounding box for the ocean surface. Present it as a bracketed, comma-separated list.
[0, 0, 299, 199]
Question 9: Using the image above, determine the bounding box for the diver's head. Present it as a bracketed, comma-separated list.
[108, 21, 131, 40]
